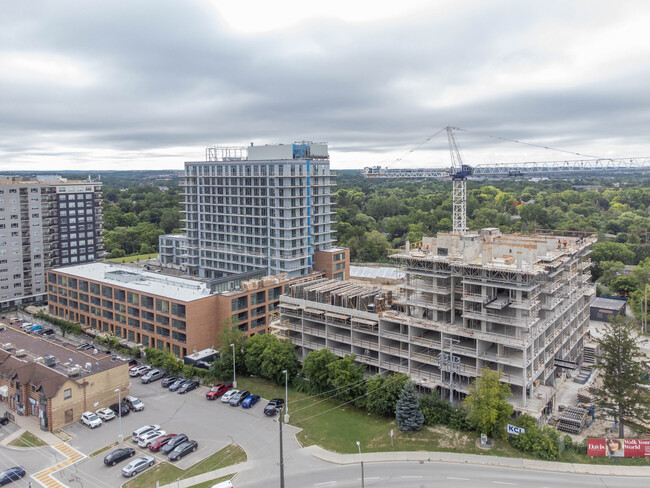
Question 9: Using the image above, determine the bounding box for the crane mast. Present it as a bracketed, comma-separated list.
[447, 126, 473, 235]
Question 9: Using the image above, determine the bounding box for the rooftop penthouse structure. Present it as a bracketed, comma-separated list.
[277, 229, 595, 416]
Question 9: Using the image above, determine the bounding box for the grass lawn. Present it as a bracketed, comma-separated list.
[8, 431, 48, 448]
[123, 444, 246, 488]
[187, 475, 234, 488]
[236, 376, 650, 465]
[105, 253, 158, 263]
[90, 441, 118, 458]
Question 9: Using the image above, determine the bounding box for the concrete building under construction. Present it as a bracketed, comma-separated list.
[275, 228, 595, 416]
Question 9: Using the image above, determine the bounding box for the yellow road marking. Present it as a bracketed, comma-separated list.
[33, 443, 86, 488]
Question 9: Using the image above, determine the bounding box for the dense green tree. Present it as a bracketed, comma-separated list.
[301, 349, 339, 394]
[259, 339, 300, 385]
[610, 275, 638, 295]
[395, 380, 424, 432]
[420, 391, 452, 425]
[593, 316, 650, 438]
[326, 354, 366, 403]
[366, 373, 409, 417]
[242, 333, 275, 376]
[591, 241, 635, 265]
[463, 368, 514, 439]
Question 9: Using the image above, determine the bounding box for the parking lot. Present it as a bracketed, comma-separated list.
[56, 374, 296, 487]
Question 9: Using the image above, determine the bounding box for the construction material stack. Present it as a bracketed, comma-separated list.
[558, 406, 589, 434]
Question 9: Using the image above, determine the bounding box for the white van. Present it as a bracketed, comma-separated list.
[20, 322, 33, 331]
[211, 481, 234, 488]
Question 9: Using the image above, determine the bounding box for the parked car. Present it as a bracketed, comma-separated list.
[220, 389, 238, 403]
[160, 434, 188, 455]
[168, 440, 198, 461]
[76, 342, 93, 351]
[211, 481, 234, 488]
[28, 324, 42, 334]
[129, 365, 151, 377]
[103, 447, 136, 466]
[0, 416, 9, 426]
[141, 369, 165, 384]
[264, 398, 285, 416]
[109, 402, 130, 417]
[122, 455, 155, 477]
[124, 396, 145, 412]
[177, 380, 200, 394]
[137, 430, 167, 448]
[39, 328, 55, 337]
[80, 411, 102, 429]
[131, 424, 161, 443]
[241, 395, 260, 408]
[161, 376, 179, 387]
[148, 434, 177, 452]
[96, 407, 116, 421]
[0, 467, 25, 485]
[168, 378, 190, 392]
[206, 383, 232, 400]
[229, 390, 250, 407]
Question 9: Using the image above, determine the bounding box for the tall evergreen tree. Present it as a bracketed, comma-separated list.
[395, 380, 424, 432]
[593, 315, 650, 438]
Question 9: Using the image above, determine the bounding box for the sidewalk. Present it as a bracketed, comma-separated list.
[307, 445, 650, 477]
[0, 413, 64, 448]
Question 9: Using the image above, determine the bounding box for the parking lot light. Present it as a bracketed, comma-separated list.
[282, 369, 289, 424]
[230, 343, 237, 388]
[114, 388, 123, 443]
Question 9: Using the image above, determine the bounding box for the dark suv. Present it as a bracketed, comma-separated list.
[229, 389, 250, 407]
[161, 434, 188, 455]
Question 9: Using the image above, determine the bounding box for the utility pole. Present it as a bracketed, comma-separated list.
[439, 338, 460, 406]
[230, 343, 237, 388]
[279, 406, 285, 488]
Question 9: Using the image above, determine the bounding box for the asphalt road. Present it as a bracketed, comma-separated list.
[235, 461, 650, 488]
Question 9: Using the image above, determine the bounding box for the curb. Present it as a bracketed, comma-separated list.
[305, 445, 650, 477]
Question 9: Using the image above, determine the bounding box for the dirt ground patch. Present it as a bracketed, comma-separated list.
[426, 425, 474, 449]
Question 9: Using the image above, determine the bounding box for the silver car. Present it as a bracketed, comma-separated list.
[122, 455, 155, 477]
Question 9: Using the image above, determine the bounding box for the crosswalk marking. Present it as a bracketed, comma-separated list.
[32, 443, 86, 488]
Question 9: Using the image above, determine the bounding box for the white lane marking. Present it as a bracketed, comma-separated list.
[492, 482, 516, 486]
[314, 482, 336, 487]
[365, 477, 380, 480]
[447, 477, 470, 481]
[402, 475, 423, 478]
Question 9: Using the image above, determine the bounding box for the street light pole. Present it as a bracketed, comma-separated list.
[282, 369, 289, 424]
[230, 343, 237, 388]
[114, 388, 122, 443]
[356, 441, 364, 488]
[279, 406, 285, 488]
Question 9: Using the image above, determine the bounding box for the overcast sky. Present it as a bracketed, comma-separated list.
[2, 0, 650, 171]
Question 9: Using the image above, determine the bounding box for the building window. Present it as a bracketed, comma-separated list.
[64, 389, 72, 400]
[127, 291, 139, 306]
[101, 286, 112, 299]
[155, 299, 169, 313]
[114, 289, 125, 302]
[156, 314, 170, 326]
[141, 296, 154, 309]
[171, 302, 186, 318]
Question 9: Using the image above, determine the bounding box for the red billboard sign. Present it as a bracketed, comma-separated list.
[588, 438, 650, 457]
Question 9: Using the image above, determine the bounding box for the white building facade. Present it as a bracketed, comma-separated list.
[0, 175, 103, 311]
[182, 142, 335, 279]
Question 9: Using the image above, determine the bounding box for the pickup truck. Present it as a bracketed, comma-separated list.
[205, 382, 233, 400]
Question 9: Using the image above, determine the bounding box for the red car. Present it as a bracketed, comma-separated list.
[206, 383, 232, 400]
[148, 434, 177, 452]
